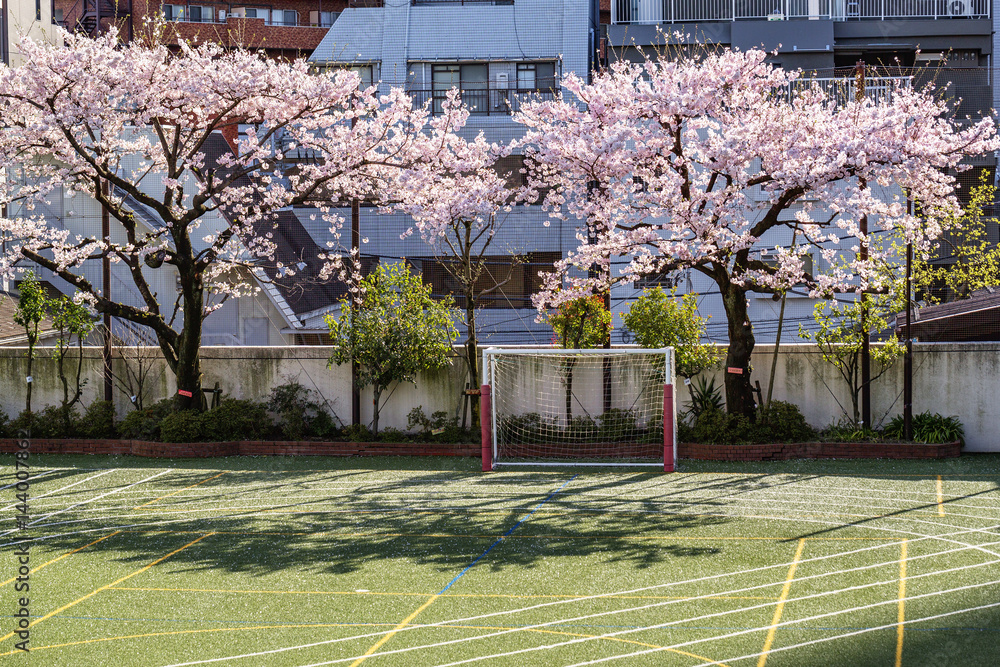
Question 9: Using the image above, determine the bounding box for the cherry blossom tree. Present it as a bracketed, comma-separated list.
[0, 29, 436, 410]
[389, 93, 516, 419]
[516, 48, 997, 418]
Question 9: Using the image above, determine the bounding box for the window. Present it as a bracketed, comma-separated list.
[312, 10, 339, 26]
[418, 252, 561, 308]
[315, 64, 377, 88]
[492, 155, 553, 204]
[432, 64, 488, 115]
[516, 63, 556, 92]
[188, 6, 215, 22]
[162, 4, 182, 21]
[272, 9, 297, 25]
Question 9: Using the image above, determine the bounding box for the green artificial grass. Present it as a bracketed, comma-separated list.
[2, 454, 999, 665]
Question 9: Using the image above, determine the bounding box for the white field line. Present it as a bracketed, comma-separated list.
[0, 469, 60, 492]
[0, 469, 170, 537]
[561, 586, 1000, 667]
[11, 490, 1000, 558]
[682, 600, 1000, 667]
[157, 530, 1000, 667]
[0, 468, 119, 514]
[283, 564, 1000, 667]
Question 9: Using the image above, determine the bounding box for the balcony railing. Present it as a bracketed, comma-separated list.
[411, 1, 513, 4]
[612, 0, 990, 23]
[162, 3, 340, 26]
[408, 86, 559, 116]
[789, 75, 912, 104]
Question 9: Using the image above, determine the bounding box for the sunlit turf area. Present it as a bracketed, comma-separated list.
[2, 454, 1000, 666]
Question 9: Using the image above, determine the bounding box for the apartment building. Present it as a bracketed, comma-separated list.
[301, 0, 601, 345]
[53, 0, 344, 59]
[1, 0, 59, 65]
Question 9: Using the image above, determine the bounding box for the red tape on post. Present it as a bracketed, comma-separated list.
[177, 389, 194, 397]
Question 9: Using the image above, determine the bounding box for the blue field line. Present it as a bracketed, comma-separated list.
[438, 475, 578, 595]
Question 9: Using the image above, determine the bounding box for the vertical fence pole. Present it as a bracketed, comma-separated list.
[480, 384, 493, 472]
[663, 383, 675, 473]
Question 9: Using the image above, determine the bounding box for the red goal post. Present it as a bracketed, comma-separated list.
[480, 347, 675, 472]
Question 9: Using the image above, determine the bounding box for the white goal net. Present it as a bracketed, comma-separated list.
[481, 348, 675, 470]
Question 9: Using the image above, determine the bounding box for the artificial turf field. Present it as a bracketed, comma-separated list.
[2, 455, 1000, 666]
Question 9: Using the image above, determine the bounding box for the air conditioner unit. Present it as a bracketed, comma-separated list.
[947, 0, 973, 16]
[219, 10, 226, 20]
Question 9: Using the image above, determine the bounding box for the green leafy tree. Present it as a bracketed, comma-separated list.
[799, 295, 904, 428]
[622, 287, 720, 380]
[13, 272, 47, 415]
[49, 295, 96, 433]
[909, 174, 1000, 304]
[327, 262, 459, 436]
[544, 295, 612, 349]
[543, 295, 612, 420]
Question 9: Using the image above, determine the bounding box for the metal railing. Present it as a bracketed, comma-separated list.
[411, 1, 514, 5]
[161, 3, 339, 26]
[789, 75, 912, 104]
[408, 86, 559, 116]
[611, 0, 990, 23]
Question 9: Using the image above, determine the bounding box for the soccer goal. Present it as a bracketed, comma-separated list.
[480, 347, 676, 471]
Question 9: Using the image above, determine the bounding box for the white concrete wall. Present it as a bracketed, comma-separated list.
[0, 343, 997, 451]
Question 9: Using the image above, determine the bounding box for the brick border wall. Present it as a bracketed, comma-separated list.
[0, 439, 478, 458]
[678, 441, 962, 461]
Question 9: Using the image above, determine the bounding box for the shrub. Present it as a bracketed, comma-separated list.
[266, 381, 340, 440]
[202, 399, 272, 442]
[598, 408, 639, 441]
[689, 406, 754, 445]
[818, 420, 882, 443]
[0, 409, 8, 438]
[684, 375, 724, 424]
[757, 401, 815, 443]
[378, 427, 408, 443]
[79, 400, 116, 439]
[342, 423, 375, 442]
[884, 412, 965, 445]
[17, 405, 80, 439]
[159, 410, 206, 443]
[118, 398, 175, 441]
[407, 406, 473, 443]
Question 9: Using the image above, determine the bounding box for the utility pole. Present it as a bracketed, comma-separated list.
[351, 196, 361, 427]
[855, 60, 871, 428]
[904, 196, 913, 440]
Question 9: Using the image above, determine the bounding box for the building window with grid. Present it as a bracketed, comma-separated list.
[432, 63, 488, 115]
[417, 252, 561, 309]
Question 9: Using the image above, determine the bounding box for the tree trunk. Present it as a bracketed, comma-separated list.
[25, 339, 34, 415]
[372, 385, 382, 436]
[173, 286, 205, 411]
[720, 282, 757, 419]
[465, 299, 480, 430]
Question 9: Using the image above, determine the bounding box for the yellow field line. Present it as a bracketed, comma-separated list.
[108, 586, 778, 601]
[897, 540, 908, 667]
[134, 472, 227, 509]
[757, 538, 806, 667]
[0, 532, 214, 644]
[0, 531, 120, 588]
[0, 620, 728, 665]
[936, 476, 945, 517]
[350, 594, 440, 666]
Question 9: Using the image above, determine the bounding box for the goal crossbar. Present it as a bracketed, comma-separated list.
[480, 347, 676, 472]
